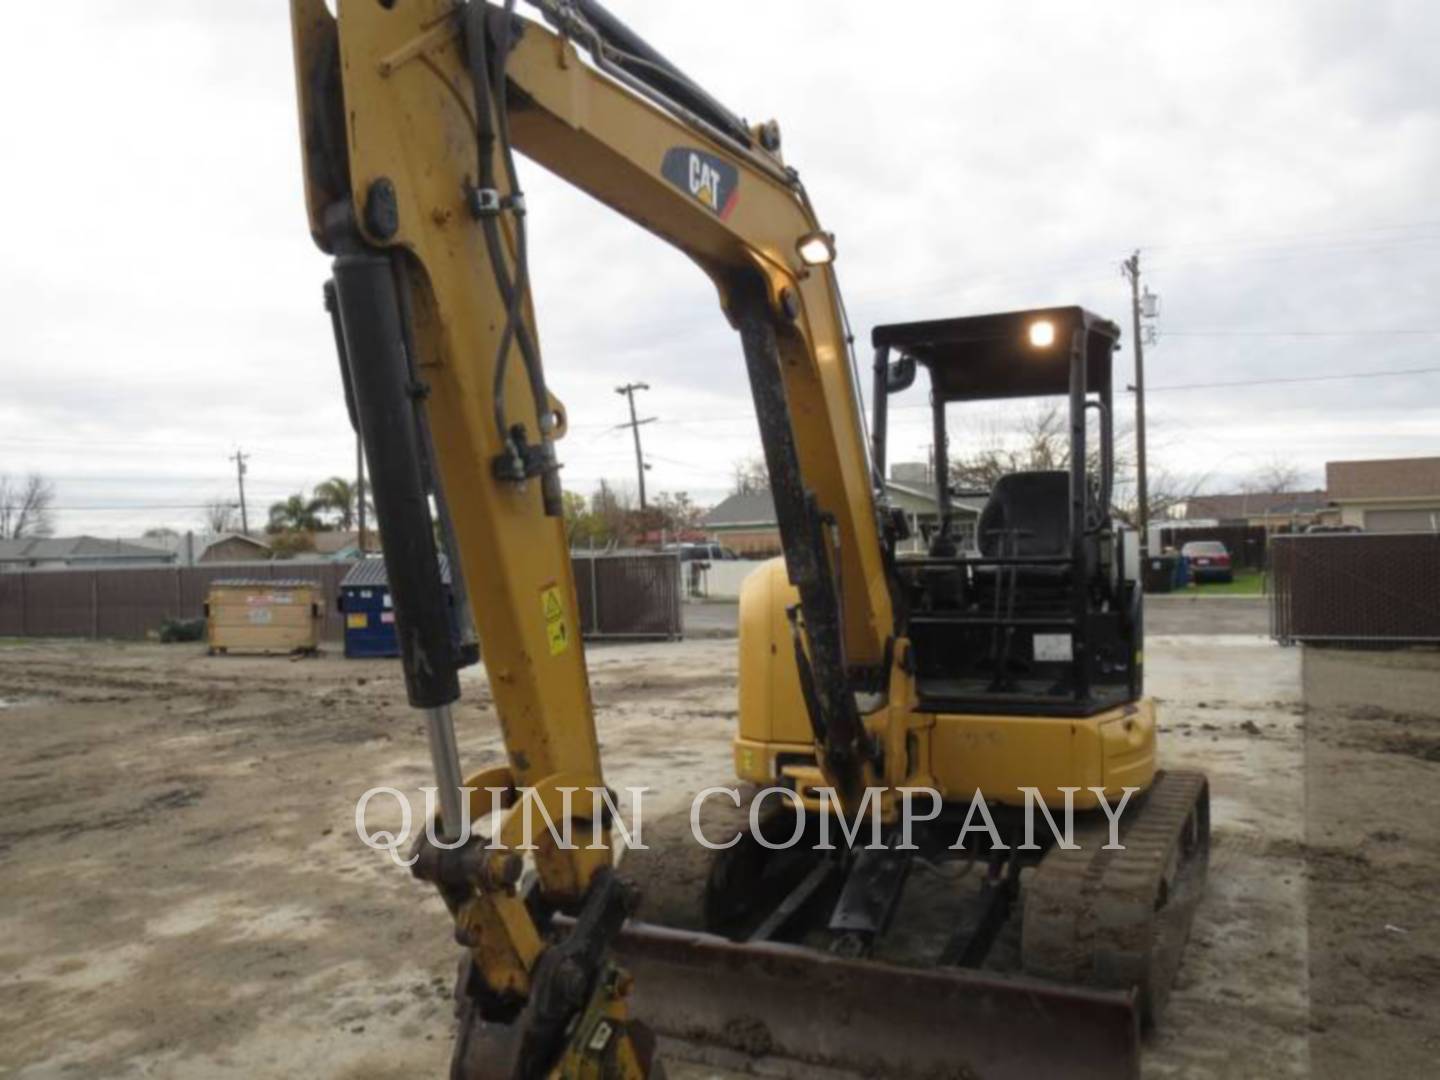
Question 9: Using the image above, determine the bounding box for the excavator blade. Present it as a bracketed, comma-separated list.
[611, 922, 1140, 1080]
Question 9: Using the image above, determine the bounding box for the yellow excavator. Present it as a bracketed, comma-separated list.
[289, 2, 1209, 1076]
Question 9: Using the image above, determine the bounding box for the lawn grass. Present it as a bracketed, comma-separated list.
[1187, 568, 1265, 595]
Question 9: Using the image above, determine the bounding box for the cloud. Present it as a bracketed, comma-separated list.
[3, 1, 1437, 535]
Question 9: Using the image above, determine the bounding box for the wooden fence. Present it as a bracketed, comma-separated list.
[0, 553, 682, 644]
[0, 562, 352, 641]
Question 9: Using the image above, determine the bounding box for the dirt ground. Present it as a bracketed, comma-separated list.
[0, 630, 1436, 1078]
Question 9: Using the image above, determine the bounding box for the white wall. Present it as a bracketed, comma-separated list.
[694, 559, 766, 599]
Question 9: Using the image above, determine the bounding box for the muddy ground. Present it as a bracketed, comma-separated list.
[0, 632, 1436, 1078]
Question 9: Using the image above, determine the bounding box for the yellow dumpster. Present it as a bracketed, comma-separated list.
[205, 579, 323, 656]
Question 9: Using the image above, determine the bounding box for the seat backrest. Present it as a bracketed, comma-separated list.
[977, 471, 1070, 556]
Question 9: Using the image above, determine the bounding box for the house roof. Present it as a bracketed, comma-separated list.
[203, 532, 270, 551]
[1327, 457, 1440, 501]
[0, 536, 172, 563]
[884, 481, 987, 516]
[703, 484, 980, 530]
[702, 491, 779, 528]
[1180, 490, 1329, 521]
[311, 530, 381, 556]
[127, 532, 270, 558]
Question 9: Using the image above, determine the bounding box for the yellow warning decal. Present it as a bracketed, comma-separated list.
[346, 613, 367, 629]
[541, 584, 570, 656]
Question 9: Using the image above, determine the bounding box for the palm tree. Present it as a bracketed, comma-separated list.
[267, 493, 325, 534]
[313, 477, 357, 531]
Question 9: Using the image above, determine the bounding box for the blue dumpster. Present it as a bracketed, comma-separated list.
[339, 555, 457, 658]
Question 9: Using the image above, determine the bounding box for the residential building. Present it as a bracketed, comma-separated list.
[702, 482, 982, 557]
[1173, 490, 1333, 532]
[309, 529, 383, 561]
[0, 536, 176, 572]
[700, 491, 784, 556]
[128, 531, 271, 565]
[1327, 456, 1440, 532]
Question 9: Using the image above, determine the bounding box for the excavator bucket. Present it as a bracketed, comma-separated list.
[611, 922, 1140, 1080]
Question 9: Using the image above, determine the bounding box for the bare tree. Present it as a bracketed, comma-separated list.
[946, 403, 1208, 524]
[202, 499, 239, 534]
[1111, 466, 1208, 528]
[730, 455, 769, 496]
[949, 404, 1126, 489]
[0, 473, 56, 540]
[1242, 458, 1305, 495]
[591, 479, 634, 545]
[652, 491, 702, 533]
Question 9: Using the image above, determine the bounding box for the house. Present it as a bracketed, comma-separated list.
[885, 480, 986, 553]
[128, 531, 271, 565]
[702, 481, 982, 557]
[1173, 490, 1333, 532]
[700, 491, 785, 556]
[198, 533, 272, 562]
[0, 536, 177, 572]
[1327, 456, 1440, 532]
[309, 530, 382, 561]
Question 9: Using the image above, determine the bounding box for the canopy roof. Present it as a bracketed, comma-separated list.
[872, 306, 1121, 402]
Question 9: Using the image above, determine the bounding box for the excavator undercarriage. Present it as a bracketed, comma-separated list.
[615, 767, 1209, 1078]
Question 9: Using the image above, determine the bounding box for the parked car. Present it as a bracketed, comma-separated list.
[666, 542, 739, 563]
[1180, 540, 1233, 583]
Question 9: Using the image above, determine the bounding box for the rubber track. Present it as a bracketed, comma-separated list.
[1021, 769, 1211, 1025]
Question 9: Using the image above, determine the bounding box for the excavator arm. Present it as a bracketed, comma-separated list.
[291, 0, 908, 1074]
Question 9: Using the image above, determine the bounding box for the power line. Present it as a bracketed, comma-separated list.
[1147, 366, 1440, 393]
[1143, 217, 1440, 255]
[1163, 329, 1440, 339]
[47, 503, 236, 511]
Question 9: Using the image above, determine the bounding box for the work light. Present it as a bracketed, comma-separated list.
[1028, 319, 1056, 348]
[797, 231, 836, 266]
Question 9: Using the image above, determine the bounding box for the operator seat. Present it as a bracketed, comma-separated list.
[977, 471, 1072, 582]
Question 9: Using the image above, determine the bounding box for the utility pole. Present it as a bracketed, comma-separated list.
[230, 449, 250, 535]
[614, 382, 655, 510]
[1122, 251, 1149, 555]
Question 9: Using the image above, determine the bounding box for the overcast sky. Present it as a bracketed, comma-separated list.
[3, 1, 1437, 537]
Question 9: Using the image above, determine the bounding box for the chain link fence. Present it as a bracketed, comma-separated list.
[1270, 533, 1440, 644]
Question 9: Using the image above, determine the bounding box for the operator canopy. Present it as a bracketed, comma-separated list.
[873, 306, 1121, 402]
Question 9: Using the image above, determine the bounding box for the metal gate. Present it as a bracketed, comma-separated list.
[570, 551, 682, 640]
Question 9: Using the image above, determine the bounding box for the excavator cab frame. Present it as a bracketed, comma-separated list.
[871, 307, 1144, 717]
